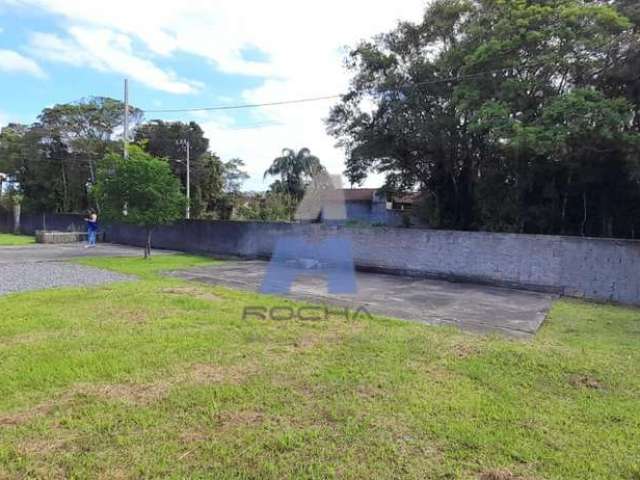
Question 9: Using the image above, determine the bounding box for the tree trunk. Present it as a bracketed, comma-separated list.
[61, 160, 69, 212]
[144, 229, 152, 259]
[13, 203, 21, 234]
[581, 190, 588, 237]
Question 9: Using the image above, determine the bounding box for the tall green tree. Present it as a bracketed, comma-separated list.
[94, 146, 185, 258]
[134, 120, 237, 218]
[134, 120, 209, 184]
[40, 97, 142, 182]
[264, 148, 324, 200]
[328, 0, 640, 237]
[0, 97, 142, 214]
[0, 122, 85, 213]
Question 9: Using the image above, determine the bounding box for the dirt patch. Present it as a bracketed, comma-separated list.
[180, 430, 210, 444]
[478, 469, 537, 480]
[293, 335, 321, 350]
[83, 382, 171, 405]
[0, 331, 56, 348]
[480, 470, 514, 480]
[186, 363, 227, 383]
[0, 402, 56, 427]
[217, 410, 265, 430]
[115, 308, 150, 325]
[479, 470, 518, 480]
[0, 381, 170, 428]
[17, 433, 77, 456]
[161, 287, 221, 302]
[569, 374, 603, 390]
[0, 361, 259, 428]
[186, 362, 259, 385]
[355, 384, 386, 401]
[451, 342, 481, 359]
[290, 321, 366, 351]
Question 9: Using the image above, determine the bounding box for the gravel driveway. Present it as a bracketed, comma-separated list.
[0, 243, 155, 296]
[0, 262, 134, 296]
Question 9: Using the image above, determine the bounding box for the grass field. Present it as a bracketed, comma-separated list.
[0, 255, 638, 479]
[0, 233, 35, 246]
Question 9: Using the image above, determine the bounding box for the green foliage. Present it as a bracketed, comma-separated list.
[329, 0, 640, 238]
[94, 146, 185, 256]
[0, 97, 142, 214]
[134, 120, 209, 163]
[134, 122, 249, 220]
[190, 156, 250, 220]
[235, 191, 298, 222]
[264, 148, 324, 200]
[1, 109, 249, 220]
[95, 146, 185, 229]
[134, 120, 209, 192]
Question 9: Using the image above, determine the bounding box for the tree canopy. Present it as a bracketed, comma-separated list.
[264, 148, 324, 200]
[134, 120, 248, 219]
[0, 106, 248, 220]
[94, 146, 185, 258]
[0, 97, 142, 213]
[328, 0, 640, 237]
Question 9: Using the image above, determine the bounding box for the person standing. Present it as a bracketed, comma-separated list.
[84, 210, 98, 248]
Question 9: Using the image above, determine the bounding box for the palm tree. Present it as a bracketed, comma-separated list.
[264, 148, 324, 200]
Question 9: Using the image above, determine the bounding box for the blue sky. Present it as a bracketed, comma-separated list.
[0, 0, 425, 190]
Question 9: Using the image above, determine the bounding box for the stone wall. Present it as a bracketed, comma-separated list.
[2, 212, 638, 305]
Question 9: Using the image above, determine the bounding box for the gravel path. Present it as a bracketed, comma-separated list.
[0, 263, 134, 296]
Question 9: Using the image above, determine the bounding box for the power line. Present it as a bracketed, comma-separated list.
[142, 95, 341, 113]
[140, 63, 551, 114]
[217, 121, 284, 130]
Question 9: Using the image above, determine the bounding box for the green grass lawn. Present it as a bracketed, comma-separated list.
[0, 255, 639, 479]
[0, 233, 35, 246]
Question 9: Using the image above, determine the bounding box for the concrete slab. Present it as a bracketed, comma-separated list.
[0, 243, 175, 264]
[168, 260, 555, 338]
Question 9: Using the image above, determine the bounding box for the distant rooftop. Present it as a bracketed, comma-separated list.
[340, 188, 378, 202]
[335, 188, 422, 205]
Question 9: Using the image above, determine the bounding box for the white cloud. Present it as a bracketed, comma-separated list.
[15, 0, 426, 188]
[29, 28, 200, 94]
[0, 49, 45, 77]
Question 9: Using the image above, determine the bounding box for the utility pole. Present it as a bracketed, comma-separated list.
[177, 138, 191, 220]
[123, 78, 129, 159]
[185, 139, 190, 219]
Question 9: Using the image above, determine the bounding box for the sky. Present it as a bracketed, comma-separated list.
[0, 0, 426, 191]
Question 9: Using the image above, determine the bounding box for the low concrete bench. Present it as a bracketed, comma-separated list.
[35, 230, 106, 244]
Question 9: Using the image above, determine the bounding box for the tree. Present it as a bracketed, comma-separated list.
[134, 120, 209, 162]
[134, 120, 244, 219]
[0, 97, 142, 214]
[224, 158, 250, 194]
[0, 123, 83, 214]
[40, 97, 142, 183]
[94, 146, 185, 258]
[187, 154, 249, 220]
[264, 148, 324, 201]
[134, 120, 209, 188]
[235, 191, 298, 222]
[328, 0, 640, 238]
